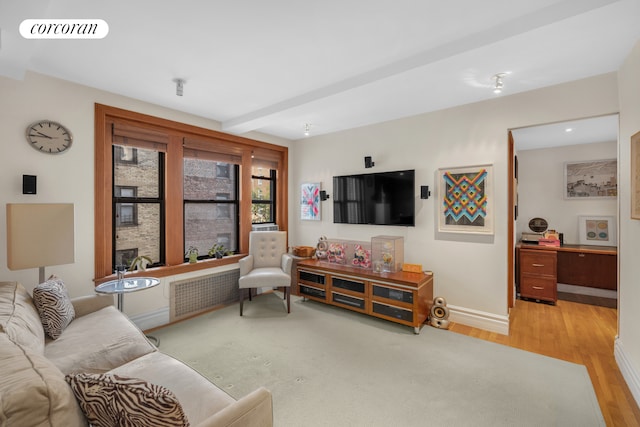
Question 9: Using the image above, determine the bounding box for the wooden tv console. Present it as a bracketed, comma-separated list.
[296, 259, 433, 334]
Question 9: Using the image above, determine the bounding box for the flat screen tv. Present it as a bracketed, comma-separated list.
[333, 169, 415, 226]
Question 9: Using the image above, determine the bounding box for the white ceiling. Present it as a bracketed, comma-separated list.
[1, 0, 638, 141]
[512, 114, 619, 150]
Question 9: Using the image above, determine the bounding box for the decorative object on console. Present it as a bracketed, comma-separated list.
[438, 164, 494, 235]
[301, 182, 321, 221]
[351, 244, 371, 268]
[578, 215, 617, 247]
[522, 217, 548, 243]
[293, 246, 315, 257]
[402, 263, 423, 273]
[6, 203, 75, 283]
[371, 235, 404, 272]
[430, 296, 450, 329]
[564, 159, 617, 199]
[327, 242, 346, 264]
[315, 236, 328, 260]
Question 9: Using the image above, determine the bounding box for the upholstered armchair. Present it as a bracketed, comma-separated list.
[238, 231, 293, 315]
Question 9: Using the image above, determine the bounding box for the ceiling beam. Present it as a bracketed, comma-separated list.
[222, 0, 620, 135]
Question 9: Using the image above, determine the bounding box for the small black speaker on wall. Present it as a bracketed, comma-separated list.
[420, 185, 431, 199]
[23, 175, 37, 195]
[320, 190, 330, 201]
[364, 156, 375, 168]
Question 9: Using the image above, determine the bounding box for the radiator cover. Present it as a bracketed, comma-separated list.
[170, 269, 239, 322]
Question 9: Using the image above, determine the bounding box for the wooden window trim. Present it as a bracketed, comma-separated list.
[94, 103, 288, 283]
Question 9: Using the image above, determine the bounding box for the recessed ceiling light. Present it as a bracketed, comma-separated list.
[565, 128, 573, 132]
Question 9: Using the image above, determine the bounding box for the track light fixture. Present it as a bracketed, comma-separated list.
[492, 73, 510, 94]
[304, 123, 311, 137]
[174, 78, 185, 96]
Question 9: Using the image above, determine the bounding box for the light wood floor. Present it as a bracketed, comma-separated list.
[449, 298, 640, 427]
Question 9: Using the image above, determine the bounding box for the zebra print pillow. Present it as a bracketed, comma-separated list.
[32, 276, 75, 339]
[65, 373, 190, 427]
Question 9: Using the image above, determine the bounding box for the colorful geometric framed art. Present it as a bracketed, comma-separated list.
[300, 182, 321, 221]
[437, 164, 494, 235]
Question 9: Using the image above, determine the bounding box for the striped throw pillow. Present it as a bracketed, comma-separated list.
[32, 276, 75, 339]
[65, 373, 190, 427]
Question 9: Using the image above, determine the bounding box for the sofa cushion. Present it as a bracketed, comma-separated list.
[33, 276, 76, 339]
[0, 333, 86, 426]
[110, 352, 236, 425]
[45, 305, 157, 375]
[65, 373, 189, 427]
[0, 281, 45, 354]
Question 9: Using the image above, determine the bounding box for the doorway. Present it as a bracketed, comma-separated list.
[509, 114, 619, 308]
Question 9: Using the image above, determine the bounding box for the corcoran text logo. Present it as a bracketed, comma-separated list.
[19, 19, 109, 39]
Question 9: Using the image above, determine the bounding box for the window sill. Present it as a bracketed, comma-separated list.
[94, 254, 246, 285]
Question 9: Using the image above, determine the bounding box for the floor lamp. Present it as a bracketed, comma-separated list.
[6, 203, 75, 284]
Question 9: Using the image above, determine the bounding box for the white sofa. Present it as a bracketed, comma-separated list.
[0, 281, 273, 426]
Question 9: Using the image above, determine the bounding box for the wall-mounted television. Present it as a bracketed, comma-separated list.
[333, 169, 415, 226]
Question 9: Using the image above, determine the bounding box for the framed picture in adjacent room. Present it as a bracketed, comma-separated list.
[564, 159, 617, 199]
[631, 131, 640, 219]
[578, 215, 617, 247]
[300, 182, 321, 221]
[437, 164, 494, 235]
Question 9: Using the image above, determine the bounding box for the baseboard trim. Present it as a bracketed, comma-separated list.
[558, 283, 617, 299]
[614, 337, 640, 408]
[448, 304, 509, 335]
[130, 307, 170, 331]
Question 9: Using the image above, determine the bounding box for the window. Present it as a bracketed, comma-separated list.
[251, 167, 276, 224]
[115, 186, 137, 226]
[94, 104, 288, 281]
[114, 146, 138, 164]
[183, 157, 239, 259]
[112, 145, 164, 269]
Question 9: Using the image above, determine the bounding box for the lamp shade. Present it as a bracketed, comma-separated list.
[6, 203, 75, 272]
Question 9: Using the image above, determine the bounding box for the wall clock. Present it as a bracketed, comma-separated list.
[26, 120, 73, 154]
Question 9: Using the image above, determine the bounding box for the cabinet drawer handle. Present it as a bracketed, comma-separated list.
[532, 263, 545, 267]
[578, 253, 586, 257]
[532, 286, 545, 290]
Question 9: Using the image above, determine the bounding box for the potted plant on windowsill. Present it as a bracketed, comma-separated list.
[208, 244, 233, 259]
[186, 246, 199, 263]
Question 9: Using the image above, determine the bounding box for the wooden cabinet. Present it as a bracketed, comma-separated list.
[519, 248, 557, 303]
[557, 251, 616, 290]
[297, 260, 433, 334]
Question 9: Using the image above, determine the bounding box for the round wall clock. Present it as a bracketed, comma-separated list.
[26, 120, 73, 154]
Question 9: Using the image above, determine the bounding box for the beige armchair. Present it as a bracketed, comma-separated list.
[238, 231, 293, 315]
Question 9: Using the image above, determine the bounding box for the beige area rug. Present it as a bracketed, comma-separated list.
[151, 292, 605, 426]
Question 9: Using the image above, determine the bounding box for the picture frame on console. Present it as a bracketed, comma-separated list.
[437, 164, 494, 235]
[578, 215, 617, 247]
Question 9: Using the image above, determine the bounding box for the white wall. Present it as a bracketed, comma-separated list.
[616, 40, 640, 404]
[516, 141, 617, 244]
[0, 71, 290, 321]
[290, 72, 619, 333]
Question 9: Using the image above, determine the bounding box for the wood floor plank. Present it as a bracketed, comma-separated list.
[448, 299, 640, 426]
